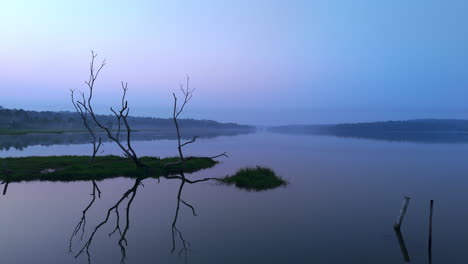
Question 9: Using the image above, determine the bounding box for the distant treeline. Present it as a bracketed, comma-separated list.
[269, 119, 468, 143]
[0, 106, 253, 131]
[326, 119, 468, 133]
[271, 119, 468, 133]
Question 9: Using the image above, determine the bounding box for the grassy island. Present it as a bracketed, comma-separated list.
[0, 155, 217, 182]
[222, 166, 287, 191]
[0, 156, 287, 192]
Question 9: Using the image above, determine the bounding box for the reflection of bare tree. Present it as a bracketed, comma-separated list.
[74, 177, 144, 264]
[394, 228, 410, 262]
[171, 178, 195, 261]
[71, 174, 219, 263]
[428, 200, 434, 264]
[69, 180, 101, 252]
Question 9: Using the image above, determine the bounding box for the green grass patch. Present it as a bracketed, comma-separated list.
[222, 166, 287, 191]
[0, 155, 217, 182]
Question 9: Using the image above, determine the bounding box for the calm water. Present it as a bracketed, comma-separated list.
[1, 131, 468, 263]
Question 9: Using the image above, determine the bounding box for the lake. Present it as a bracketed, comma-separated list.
[1, 131, 468, 263]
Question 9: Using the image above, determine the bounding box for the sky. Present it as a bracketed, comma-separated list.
[1, 0, 468, 125]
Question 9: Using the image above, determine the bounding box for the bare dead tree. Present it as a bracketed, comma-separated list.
[71, 68, 228, 263]
[76, 51, 145, 167]
[168, 76, 227, 257]
[165, 76, 227, 171]
[69, 180, 101, 253]
[71, 89, 102, 163]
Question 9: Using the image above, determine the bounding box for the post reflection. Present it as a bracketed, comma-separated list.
[394, 228, 411, 262]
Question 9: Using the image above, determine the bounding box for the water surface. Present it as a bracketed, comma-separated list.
[1, 131, 467, 263]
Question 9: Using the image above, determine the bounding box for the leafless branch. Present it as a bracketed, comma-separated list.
[78, 51, 145, 168]
[172, 76, 197, 168]
[169, 77, 227, 176]
[209, 152, 228, 159]
[180, 136, 198, 148]
[163, 153, 228, 169]
[71, 89, 102, 162]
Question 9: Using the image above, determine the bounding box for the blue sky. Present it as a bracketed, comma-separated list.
[1, 0, 468, 125]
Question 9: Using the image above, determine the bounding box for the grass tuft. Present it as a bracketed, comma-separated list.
[222, 166, 287, 191]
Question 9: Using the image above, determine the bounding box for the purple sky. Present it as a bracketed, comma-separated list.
[2, 0, 468, 125]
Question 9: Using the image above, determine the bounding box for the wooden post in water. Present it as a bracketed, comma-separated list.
[2, 181, 8, 195]
[394, 196, 411, 230]
[1, 161, 11, 195]
[428, 200, 434, 264]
